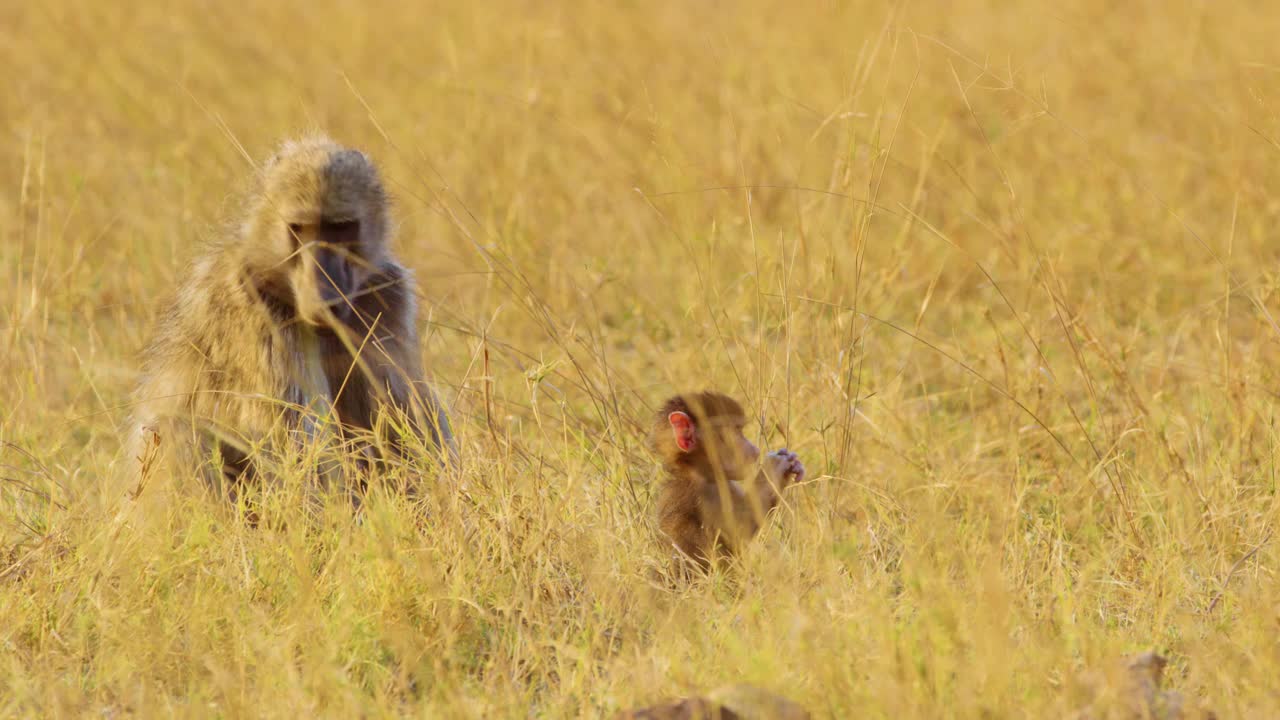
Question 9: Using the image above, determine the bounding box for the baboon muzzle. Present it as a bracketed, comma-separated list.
[315, 249, 354, 322]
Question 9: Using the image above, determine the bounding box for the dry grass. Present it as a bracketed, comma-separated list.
[3, 1, 1280, 717]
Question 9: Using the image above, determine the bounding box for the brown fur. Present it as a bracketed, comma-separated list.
[613, 697, 739, 720]
[125, 135, 455, 506]
[1074, 652, 1216, 720]
[615, 685, 809, 720]
[651, 391, 804, 569]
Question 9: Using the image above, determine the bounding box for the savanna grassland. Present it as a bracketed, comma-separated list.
[3, 1, 1280, 717]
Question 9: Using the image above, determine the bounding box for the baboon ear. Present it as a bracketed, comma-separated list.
[668, 411, 697, 452]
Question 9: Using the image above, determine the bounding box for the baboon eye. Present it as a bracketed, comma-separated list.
[320, 220, 361, 245]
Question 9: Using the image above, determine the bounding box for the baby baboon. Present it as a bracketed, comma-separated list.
[126, 135, 455, 504]
[651, 391, 805, 570]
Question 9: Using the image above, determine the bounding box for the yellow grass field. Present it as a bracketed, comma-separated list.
[3, 1, 1279, 716]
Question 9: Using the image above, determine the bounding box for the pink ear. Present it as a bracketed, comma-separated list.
[668, 411, 696, 452]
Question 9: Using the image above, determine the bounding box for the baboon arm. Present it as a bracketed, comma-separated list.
[368, 323, 456, 462]
[385, 358, 457, 463]
[669, 516, 712, 567]
[333, 264, 455, 463]
[699, 477, 778, 552]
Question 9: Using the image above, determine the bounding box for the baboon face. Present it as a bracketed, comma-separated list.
[285, 216, 369, 326]
[657, 392, 760, 482]
[250, 139, 390, 327]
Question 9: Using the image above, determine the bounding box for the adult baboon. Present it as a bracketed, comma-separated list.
[125, 136, 455, 507]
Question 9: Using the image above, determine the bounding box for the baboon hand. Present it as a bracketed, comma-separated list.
[763, 448, 805, 487]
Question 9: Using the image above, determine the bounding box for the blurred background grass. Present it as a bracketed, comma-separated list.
[3, 0, 1280, 716]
